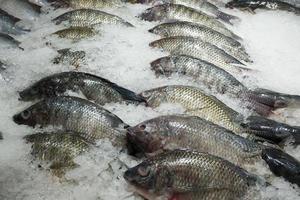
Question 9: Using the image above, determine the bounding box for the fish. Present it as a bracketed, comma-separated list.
[150, 55, 271, 116]
[53, 27, 98, 40]
[124, 149, 258, 200]
[13, 96, 128, 145]
[140, 85, 245, 133]
[226, 0, 300, 14]
[139, 3, 241, 40]
[52, 9, 134, 27]
[18, 71, 146, 105]
[0, 0, 41, 21]
[149, 22, 252, 63]
[149, 36, 250, 74]
[130, 0, 239, 24]
[0, 33, 23, 49]
[0, 9, 30, 35]
[262, 148, 300, 186]
[52, 48, 86, 68]
[127, 115, 263, 166]
[24, 131, 91, 174]
[48, 0, 123, 9]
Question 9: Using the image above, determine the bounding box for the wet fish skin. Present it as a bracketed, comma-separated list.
[149, 22, 251, 63]
[124, 149, 256, 200]
[0, 9, 29, 35]
[140, 85, 244, 133]
[150, 55, 272, 116]
[127, 115, 263, 166]
[0, 33, 23, 49]
[52, 48, 86, 68]
[53, 9, 134, 27]
[140, 3, 241, 40]
[13, 96, 128, 144]
[49, 0, 123, 9]
[53, 27, 98, 40]
[18, 71, 146, 105]
[0, 0, 41, 21]
[150, 36, 249, 74]
[226, 0, 300, 14]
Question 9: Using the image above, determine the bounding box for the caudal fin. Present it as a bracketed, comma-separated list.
[217, 11, 240, 25]
[262, 148, 300, 187]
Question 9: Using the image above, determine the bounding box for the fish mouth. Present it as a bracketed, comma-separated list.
[126, 128, 147, 157]
[13, 113, 24, 125]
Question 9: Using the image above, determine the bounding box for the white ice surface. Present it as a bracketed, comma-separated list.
[0, 3, 300, 200]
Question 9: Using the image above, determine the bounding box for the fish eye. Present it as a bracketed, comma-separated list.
[21, 110, 31, 119]
[139, 124, 146, 130]
[138, 166, 150, 177]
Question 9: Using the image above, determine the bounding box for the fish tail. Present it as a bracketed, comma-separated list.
[261, 148, 300, 186]
[216, 11, 240, 25]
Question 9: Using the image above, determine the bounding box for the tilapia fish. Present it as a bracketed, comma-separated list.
[52, 48, 86, 68]
[150, 36, 249, 74]
[127, 115, 262, 166]
[53, 9, 134, 27]
[53, 27, 98, 40]
[18, 71, 145, 105]
[140, 3, 241, 40]
[149, 22, 251, 63]
[0, 0, 41, 21]
[13, 96, 128, 144]
[140, 85, 244, 133]
[150, 55, 271, 115]
[49, 0, 123, 9]
[124, 149, 257, 200]
[0, 9, 29, 35]
[226, 0, 300, 14]
[24, 131, 90, 172]
[0, 33, 22, 49]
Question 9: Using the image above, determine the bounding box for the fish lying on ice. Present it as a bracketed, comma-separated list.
[18, 71, 146, 105]
[0, 9, 30, 35]
[52, 27, 98, 40]
[52, 48, 86, 68]
[47, 0, 123, 9]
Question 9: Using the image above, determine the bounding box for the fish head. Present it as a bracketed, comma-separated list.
[127, 120, 165, 154]
[139, 5, 168, 21]
[148, 25, 169, 37]
[140, 87, 167, 107]
[150, 56, 175, 77]
[13, 101, 50, 127]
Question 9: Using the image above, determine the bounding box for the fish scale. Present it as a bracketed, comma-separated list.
[53, 27, 97, 40]
[67, 0, 123, 9]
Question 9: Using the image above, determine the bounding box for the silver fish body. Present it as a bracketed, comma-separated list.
[150, 36, 249, 74]
[140, 3, 241, 40]
[124, 149, 257, 200]
[53, 27, 98, 40]
[149, 22, 251, 63]
[50, 0, 123, 9]
[18, 71, 145, 105]
[53, 9, 133, 27]
[13, 96, 128, 144]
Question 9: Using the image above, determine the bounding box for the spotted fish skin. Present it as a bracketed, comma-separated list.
[53, 9, 134, 27]
[149, 22, 251, 63]
[140, 3, 241, 40]
[53, 27, 98, 40]
[150, 36, 249, 74]
[140, 85, 244, 133]
[124, 149, 257, 200]
[13, 96, 128, 145]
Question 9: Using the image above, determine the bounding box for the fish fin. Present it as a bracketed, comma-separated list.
[217, 11, 240, 25]
[0, 132, 3, 140]
[262, 148, 300, 186]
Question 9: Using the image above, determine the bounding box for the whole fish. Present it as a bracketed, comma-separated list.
[140, 85, 244, 133]
[0, 0, 41, 21]
[0, 33, 22, 49]
[124, 149, 258, 200]
[127, 115, 263, 166]
[0, 9, 29, 35]
[24, 131, 90, 172]
[140, 4, 241, 40]
[226, 0, 300, 14]
[149, 22, 251, 63]
[49, 0, 123, 9]
[150, 55, 271, 115]
[13, 96, 128, 144]
[53, 9, 134, 27]
[130, 0, 239, 24]
[52, 48, 86, 68]
[18, 71, 146, 105]
[53, 27, 98, 40]
[150, 36, 249, 74]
